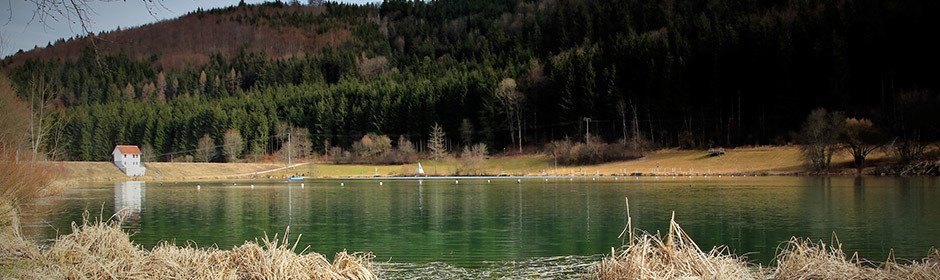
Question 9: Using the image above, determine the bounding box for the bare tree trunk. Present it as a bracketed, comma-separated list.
[517, 112, 522, 152]
[631, 100, 640, 148]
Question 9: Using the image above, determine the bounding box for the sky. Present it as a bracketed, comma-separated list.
[0, 0, 374, 58]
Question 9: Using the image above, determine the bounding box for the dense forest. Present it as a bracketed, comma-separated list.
[2, 0, 939, 162]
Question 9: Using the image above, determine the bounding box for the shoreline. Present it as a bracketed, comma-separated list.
[48, 145, 932, 183]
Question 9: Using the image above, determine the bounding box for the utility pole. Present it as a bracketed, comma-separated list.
[287, 131, 292, 166]
[583, 117, 591, 142]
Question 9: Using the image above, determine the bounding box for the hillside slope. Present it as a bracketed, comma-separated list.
[5, 0, 939, 163]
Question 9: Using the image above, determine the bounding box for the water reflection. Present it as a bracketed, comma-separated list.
[21, 177, 940, 268]
[114, 181, 145, 223]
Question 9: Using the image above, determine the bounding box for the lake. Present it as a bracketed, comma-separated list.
[21, 176, 940, 278]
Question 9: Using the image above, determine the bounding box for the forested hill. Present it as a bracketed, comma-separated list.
[4, 0, 939, 162]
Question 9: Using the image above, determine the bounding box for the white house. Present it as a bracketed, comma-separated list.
[112, 145, 146, 176]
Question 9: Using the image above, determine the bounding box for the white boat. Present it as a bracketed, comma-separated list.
[416, 162, 425, 175]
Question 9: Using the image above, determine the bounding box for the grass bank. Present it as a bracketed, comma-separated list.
[54, 145, 902, 182]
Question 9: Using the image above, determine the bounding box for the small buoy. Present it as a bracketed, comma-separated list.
[455, 180, 459, 184]
[340, 182, 345, 186]
[486, 180, 490, 183]
[197, 185, 201, 190]
[545, 178, 549, 182]
[379, 182, 383, 186]
[615, 177, 618, 180]
[569, 178, 573, 181]
[517, 179, 521, 183]
[300, 183, 304, 188]
[251, 185, 255, 189]
[233, 183, 237, 186]
[419, 180, 423, 185]
[592, 177, 596, 181]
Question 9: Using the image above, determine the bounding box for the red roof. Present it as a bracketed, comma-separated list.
[115, 145, 142, 155]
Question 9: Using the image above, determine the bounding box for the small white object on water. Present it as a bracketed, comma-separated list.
[379, 182, 383, 186]
[300, 183, 304, 188]
[486, 180, 490, 183]
[569, 178, 573, 181]
[455, 180, 459, 184]
[545, 178, 549, 182]
[517, 179, 522, 183]
[592, 178, 596, 181]
[251, 185, 255, 189]
[419, 180, 423, 185]
[615, 177, 618, 180]
[197, 185, 201, 190]
[340, 182, 345, 186]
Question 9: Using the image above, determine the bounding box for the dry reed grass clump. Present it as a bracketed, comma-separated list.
[595, 198, 940, 280]
[594, 210, 759, 280]
[772, 237, 940, 280]
[8, 214, 376, 279]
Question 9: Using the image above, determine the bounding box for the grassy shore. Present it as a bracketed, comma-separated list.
[52, 145, 897, 182]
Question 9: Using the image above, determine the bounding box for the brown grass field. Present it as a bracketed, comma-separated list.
[52, 145, 894, 182]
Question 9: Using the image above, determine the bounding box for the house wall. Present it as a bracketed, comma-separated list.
[112, 149, 146, 176]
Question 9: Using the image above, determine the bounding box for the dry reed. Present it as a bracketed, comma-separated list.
[595, 197, 940, 280]
[594, 210, 758, 279]
[2, 213, 376, 279]
[772, 237, 940, 279]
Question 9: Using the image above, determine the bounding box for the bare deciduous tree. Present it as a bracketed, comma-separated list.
[428, 122, 447, 160]
[195, 134, 215, 162]
[799, 108, 844, 172]
[25, 73, 64, 160]
[495, 78, 523, 153]
[841, 118, 884, 173]
[222, 129, 244, 162]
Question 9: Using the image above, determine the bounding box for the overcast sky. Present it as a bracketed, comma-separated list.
[0, 0, 374, 58]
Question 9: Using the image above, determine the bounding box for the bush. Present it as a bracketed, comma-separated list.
[332, 134, 418, 165]
[546, 136, 642, 166]
[456, 143, 488, 175]
[351, 133, 392, 159]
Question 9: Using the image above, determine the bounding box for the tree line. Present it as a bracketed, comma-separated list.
[4, 0, 938, 161]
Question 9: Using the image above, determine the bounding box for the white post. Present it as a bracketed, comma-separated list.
[583, 117, 591, 142]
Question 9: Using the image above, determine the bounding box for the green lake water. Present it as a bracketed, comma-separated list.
[21, 176, 940, 278]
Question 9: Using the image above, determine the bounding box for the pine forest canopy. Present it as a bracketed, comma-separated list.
[2, 0, 938, 161]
